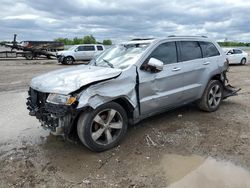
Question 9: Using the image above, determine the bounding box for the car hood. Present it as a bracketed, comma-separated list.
[56, 50, 70, 55]
[30, 65, 122, 95]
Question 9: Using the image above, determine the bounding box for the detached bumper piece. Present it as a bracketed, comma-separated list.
[26, 88, 72, 133]
[223, 84, 241, 99]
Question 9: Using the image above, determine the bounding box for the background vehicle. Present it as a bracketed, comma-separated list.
[56, 44, 105, 64]
[224, 48, 248, 65]
[27, 36, 239, 152]
[0, 34, 64, 60]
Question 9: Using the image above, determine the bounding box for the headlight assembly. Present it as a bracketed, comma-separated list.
[46, 93, 76, 105]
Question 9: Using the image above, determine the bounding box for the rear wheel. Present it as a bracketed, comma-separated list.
[63, 56, 74, 65]
[25, 53, 34, 60]
[198, 80, 223, 112]
[240, 58, 246, 65]
[77, 102, 128, 152]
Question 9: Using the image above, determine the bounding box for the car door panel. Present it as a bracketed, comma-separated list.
[138, 41, 185, 115]
[139, 64, 185, 115]
[178, 59, 204, 101]
[176, 41, 205, 102]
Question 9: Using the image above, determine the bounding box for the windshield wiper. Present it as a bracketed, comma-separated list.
[103, 59, 114, 68]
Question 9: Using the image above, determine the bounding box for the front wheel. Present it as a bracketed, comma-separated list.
[198, 80, 223, 112]
[77, 102, 128, 152]
[240, 58, 247, 65]
[63, 56, 74, 65]
[25, 53, 34, 60]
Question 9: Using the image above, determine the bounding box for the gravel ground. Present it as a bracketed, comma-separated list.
[0, 59, 249, 187]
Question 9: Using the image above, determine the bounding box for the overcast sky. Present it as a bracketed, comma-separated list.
[1, 0, 250, 42]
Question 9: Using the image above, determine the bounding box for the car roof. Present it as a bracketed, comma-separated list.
[122, 36, 213, 45]
[74, 44, 103, 47]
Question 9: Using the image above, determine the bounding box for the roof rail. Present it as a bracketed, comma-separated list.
[168, 35, 208, 38]
[131, 38, 155, 41]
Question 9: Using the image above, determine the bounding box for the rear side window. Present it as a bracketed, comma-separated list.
[199, 42, 220, 57]
[149, 42, 177, 64]
[180, 41, 202, 61]
[97, 46, 104, 51]
[83, 46, 95, 51]
[233, 49, 242, 54]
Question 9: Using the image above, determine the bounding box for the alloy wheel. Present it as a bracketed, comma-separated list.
[90, 109, 123, 145]
[208, 84, 222, 108]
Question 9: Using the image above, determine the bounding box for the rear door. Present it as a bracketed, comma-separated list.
[139, 41, 186, 115]
[233, 49, 243, 64]
[179, 41, 221, 101]
[177, 41, 206, 102]
[82, 45, 96, 60]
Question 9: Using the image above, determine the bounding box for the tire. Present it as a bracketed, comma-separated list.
[240, 58, 246, 65]
[198, 80, 223, 112]
[25, 53, 34, 60]
[77, 102, 128, 152]
[46, 55, 52, 59]
[63, 56, 74, 65]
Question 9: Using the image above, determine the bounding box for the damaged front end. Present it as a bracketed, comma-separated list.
[26, 88, 79, 135]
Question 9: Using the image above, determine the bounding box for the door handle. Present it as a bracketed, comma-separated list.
[172, 67, 181, 71]
[203, 61, 210, 65]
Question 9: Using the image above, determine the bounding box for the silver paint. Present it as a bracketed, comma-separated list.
[30, 65, 122, 95]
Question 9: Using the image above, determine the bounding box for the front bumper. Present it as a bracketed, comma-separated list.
[57, 55, 64, 63]
[26, 88, 77, 135]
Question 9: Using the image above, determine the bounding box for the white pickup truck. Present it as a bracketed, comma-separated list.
[56, 44, 105, 64]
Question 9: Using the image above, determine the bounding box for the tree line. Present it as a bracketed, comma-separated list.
[54, 35, 112, 45]
[218, 41, 250, 47]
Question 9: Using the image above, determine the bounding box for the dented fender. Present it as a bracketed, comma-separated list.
[77, 66, 138, 110]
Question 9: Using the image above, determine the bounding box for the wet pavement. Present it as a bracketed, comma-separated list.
[162, 154, 250, 188]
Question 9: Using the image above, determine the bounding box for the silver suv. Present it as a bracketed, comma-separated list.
[56, 44, 105, 64]
[27, 36, 239, 151]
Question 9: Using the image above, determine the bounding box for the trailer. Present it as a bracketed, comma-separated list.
[0, 34, 64, 60]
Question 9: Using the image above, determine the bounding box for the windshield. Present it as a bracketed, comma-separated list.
[68, 46, 77, 51]
[92, 43, 150, 69]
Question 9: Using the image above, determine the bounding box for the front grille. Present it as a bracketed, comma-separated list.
[28, 87, 48, 108]
[27, 88, 59, 130]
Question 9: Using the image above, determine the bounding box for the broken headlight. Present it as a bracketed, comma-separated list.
[46, 93, 76, 105]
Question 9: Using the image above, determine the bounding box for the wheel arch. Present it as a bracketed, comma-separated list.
[64, 55, 75, 61]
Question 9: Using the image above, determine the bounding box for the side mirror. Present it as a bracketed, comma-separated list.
[227, 50, 233, 55]
[147, 58, 164, 71]
[74, 48, 78, 52]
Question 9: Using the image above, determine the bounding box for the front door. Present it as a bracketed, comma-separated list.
[138, 42, 185, 116]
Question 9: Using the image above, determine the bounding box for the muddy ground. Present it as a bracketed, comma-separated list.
[0, 58, 250, 188]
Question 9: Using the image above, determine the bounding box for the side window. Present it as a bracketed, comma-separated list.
[97, 46, 104, 51]
[233, 49, 242, 54]
[149, 42, 177, 64]
[83, 46, 95, 51]
[180, 41, 202, 61]
[77, 46, 84, 51]
[199, 41, 220, 57]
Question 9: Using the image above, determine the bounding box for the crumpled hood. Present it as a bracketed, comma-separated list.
[30, 65, 122, 95]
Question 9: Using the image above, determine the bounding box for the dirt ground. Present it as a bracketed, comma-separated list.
[0, 58, 250, 188]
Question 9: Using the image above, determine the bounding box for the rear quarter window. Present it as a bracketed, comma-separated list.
[180, 41, 202, 61]
[97, 46, 104, 51]
[199, 41, 220, 57]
